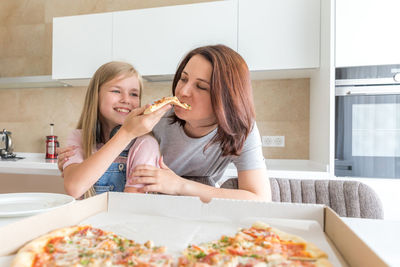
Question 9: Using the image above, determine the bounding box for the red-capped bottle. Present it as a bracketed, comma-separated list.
[46, 123, 59, 159]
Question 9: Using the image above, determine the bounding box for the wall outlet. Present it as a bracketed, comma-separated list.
[262, 136, 285, 147]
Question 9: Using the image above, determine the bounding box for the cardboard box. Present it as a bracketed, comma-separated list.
[0, 192, 387, 266]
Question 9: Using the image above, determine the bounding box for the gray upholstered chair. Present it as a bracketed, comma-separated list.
[220, 177, 384, 219]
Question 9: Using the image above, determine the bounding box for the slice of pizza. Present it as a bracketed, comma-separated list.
[178, 222, 333, 267]
[242, 222, 333, 266]
[12, 225, 173, 267]
[144, 96, 191, 114]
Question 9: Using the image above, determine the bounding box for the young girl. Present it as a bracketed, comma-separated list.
[62, 61, 171, 199]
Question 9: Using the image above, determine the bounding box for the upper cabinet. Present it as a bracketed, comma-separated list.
[52, 13, 113, 80]
[238, 0, 320, 71]
[53, 1, 237, 80]
[336, 0, 400, 67]
[113, 1, 237, 76]
[52, 0, 322, 80]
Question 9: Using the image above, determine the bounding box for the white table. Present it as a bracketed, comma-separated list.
[341, 217, 400, 266]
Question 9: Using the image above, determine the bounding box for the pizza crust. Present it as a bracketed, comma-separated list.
[11, 225, 82, 267]
[144, 96, 191, 114]
[314, 258, 335, 267]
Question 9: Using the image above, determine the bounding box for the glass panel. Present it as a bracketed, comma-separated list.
[352, 103, 400, 157]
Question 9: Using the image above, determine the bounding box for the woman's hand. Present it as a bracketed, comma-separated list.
[56, 146, 77, 174]
[129, 157, 185, 195]
[121, 104, 171, 139]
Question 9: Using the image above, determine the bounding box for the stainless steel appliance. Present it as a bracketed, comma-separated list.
[0, 129, 16, 159]
[335, 64, 400, 178]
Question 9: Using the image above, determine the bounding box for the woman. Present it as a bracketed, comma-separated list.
[58, 45, 271, 202]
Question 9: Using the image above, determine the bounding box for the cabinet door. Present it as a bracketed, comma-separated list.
[113, 1, 238, 76]
[336, 0, 400, 67]
[238, 0, 320, 71]
[52, 13, 113, 79]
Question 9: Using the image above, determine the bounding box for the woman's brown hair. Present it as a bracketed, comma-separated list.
[171, 45, 255, 156]
[76, 61, 143, 198]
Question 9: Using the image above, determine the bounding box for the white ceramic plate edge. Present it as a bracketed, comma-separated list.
[0, 193, 75, 217]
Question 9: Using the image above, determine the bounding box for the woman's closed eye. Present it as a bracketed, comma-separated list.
[197, 84, 208, 90]
[130, 92, 139, 97]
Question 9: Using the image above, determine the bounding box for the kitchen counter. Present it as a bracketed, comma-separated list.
[0, 153, 60, 176]
[0, 153, 332, 178]
[223, 159, 332, 180]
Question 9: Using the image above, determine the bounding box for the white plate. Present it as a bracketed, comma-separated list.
[0, 193, 75, 217]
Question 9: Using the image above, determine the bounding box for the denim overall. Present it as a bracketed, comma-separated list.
[93, 149, 128, 194]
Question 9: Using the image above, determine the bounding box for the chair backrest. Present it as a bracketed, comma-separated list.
[220, 177, 384, 219]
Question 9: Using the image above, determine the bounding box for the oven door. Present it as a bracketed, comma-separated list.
[335, 89, 400, 178]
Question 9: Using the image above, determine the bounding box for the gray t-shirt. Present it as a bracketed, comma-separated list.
[152, 112, 265, 186]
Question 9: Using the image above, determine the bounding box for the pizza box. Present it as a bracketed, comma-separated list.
[0, 192, 387, 267]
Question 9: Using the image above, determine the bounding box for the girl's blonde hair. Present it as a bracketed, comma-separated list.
[77, 61, 143, 198]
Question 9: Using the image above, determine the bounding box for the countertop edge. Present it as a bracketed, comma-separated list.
[1, 153, 331, 178]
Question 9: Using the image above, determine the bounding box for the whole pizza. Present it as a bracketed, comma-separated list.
[12, 225, 172, 267]
[12, 222, 333, 267]
[178, 222, 332, 267]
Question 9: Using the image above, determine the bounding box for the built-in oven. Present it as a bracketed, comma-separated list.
[335, 64, 400, 178]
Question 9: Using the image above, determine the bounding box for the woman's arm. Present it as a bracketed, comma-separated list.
[56, 146, 77, 175]
[64, 105, 170, 198]
[131, 160, 271, 203]
[180, 168, 271, 202]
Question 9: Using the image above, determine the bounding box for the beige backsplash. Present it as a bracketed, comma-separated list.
[0, 79, 309, 159]
[0, 0, 309, 159]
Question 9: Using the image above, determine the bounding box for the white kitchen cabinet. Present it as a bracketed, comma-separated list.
[113, 1, 238, 76]
[238, 0, 320, 71]
[52, 13, 113, 80]
[336, 0, 400, 67]
[52, 0, 321, 80]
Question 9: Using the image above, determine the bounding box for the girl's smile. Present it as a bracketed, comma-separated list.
[114, 107, 131, 114]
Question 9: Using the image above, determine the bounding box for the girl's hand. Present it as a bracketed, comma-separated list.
[121, 104, 171, 138]
[56, 146, 77, 174]
[129, 156, 185, 195]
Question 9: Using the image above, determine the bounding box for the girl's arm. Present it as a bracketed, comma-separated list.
[64, 127, 134, 198]
[131, 161, 271, 202]
[64, 105, 170, 198]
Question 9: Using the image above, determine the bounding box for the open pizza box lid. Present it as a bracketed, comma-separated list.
[0, 192, 388, 267]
